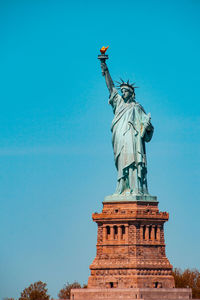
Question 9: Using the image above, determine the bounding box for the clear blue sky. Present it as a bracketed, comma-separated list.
[0, 0, 200, 298]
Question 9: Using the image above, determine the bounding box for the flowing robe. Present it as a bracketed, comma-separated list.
[109, 88, 153, 190]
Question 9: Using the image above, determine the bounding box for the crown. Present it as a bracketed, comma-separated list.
[116, 79, 139, 93]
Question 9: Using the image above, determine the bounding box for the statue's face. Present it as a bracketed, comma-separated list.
[121, 88, 134, 102]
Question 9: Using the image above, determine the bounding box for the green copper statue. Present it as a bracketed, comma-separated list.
[98, 48, 154, 195]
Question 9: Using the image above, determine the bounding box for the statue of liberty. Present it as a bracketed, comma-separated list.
[99, 49, 154, 195]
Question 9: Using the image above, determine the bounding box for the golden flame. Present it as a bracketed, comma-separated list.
[100, 46, 109, 54]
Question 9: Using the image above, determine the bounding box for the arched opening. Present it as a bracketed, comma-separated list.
[121, 225, 125, 239]
[106, 226, 110, 239]
[114, 226, 118, 239]
[154, 281, 162, 288]
[110, 282, 114, 288]
[154, 226, 157, 240]
[154, 282, 159, 288]
[143, 225, 146, 239]
[149, 225, 152, 240]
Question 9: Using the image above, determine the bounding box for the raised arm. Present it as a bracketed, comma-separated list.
[100, 60, 115, 94]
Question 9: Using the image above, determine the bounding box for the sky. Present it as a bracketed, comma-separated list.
[0, 0, 200, 298]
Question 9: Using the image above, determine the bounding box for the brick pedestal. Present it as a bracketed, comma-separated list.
[71, 196, 191, 299]
[88, 197, 174, 289]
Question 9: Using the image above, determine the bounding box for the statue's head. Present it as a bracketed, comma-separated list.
[121, 87, 135, 102]
[116, 79, 138, 102]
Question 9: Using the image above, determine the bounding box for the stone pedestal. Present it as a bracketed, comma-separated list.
[71, 288, 192, 300]
[71, 195, 191, 299]
[88, 195, 174, 289]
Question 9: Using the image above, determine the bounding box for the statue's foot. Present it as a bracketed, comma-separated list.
[130, 189, 142, 195]
[125, 190, 131, 196]
[111, 193, 120, 197]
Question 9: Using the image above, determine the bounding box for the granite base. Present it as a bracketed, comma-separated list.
[71, 288, 192, 300]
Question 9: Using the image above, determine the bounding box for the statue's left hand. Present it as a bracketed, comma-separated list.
[143, 120, 150, 128]
[144, 113, 152, 131]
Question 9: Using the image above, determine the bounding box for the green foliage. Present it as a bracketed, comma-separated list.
[19, 281, 50, 300]
[58, 282, 82, 299]
[172, 268, 200, 299]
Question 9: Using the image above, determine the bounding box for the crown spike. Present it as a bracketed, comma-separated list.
[116, 78, 139, 91]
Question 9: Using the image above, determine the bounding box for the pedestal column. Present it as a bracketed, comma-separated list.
[110, 225, 114, 240]
[118, 226, 122, 241]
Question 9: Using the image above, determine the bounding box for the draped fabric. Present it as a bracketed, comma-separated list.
[109, 88, 153, 183]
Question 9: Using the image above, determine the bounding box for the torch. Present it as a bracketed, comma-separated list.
[98, 46, 109, 76]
